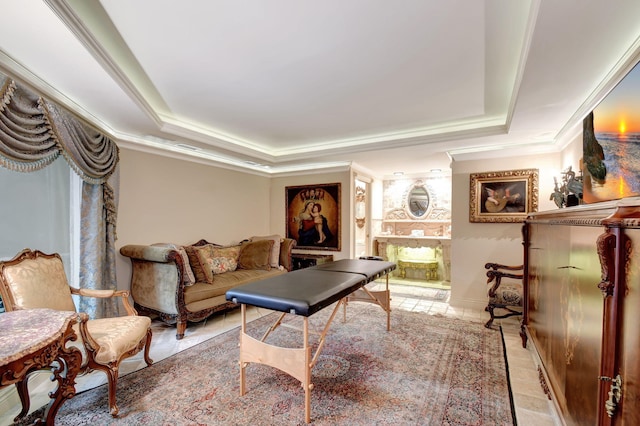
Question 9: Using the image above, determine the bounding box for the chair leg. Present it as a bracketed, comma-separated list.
[484, 305, 495, 328]
[143, 329, 154, 366]
[485, 303, 522, 329]
[519, 323, 528, 348]
[176, 320, 187, 340]
[105, 365, 120, 417]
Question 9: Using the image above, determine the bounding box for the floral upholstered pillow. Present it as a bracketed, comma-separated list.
[212, 245, 241, 261]
[184, 244, 217, 284]
[184, 244, 214, 283]
[208, 257, 238, 275]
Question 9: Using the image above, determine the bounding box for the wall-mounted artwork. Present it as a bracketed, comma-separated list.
[583, 60, 640, 203]
[286, 183, 341, 251]
[469, 169, 539, 223]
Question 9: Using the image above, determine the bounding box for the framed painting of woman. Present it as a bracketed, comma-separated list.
[286, 183, 341, 251]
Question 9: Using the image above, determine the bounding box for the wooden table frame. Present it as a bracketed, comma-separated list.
[0, 309, 87, 425]
[237, 272, 391, 423]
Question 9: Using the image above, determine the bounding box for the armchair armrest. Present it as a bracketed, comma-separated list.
[484, 263, 523, 298]
[485, 262, 524, 272]
[70, 287, 138, 316]
[280, 238, 297, 271]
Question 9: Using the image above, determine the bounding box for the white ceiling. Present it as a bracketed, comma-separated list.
[1, 0, 640, 177]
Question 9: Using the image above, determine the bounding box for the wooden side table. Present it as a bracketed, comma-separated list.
[0, 308, 87, 425]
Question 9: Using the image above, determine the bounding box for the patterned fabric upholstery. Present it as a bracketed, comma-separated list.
[488, 281, 522, 306]
[87, 316, 152, 364]
[484, 262, 523, 328]
[1, 255, 76, 312]
[0, 249, 153, 417]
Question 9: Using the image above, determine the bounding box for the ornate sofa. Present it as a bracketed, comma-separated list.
[120, 236, 296, 339]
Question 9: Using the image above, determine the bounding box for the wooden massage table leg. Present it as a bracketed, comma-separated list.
[237, 300, 347, 423]
[344, 273, 392, 330]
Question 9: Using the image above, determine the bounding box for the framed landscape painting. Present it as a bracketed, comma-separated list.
[286, 183, 341, 251]
[469, 169, 539, 223]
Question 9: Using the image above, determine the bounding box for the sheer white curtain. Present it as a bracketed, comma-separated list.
[0, 157, 74, 267]
[0, 73, 120, 318]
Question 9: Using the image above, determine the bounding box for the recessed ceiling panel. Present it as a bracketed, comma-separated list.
[100, 0, 486, 148]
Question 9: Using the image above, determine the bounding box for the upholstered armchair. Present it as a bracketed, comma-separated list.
[0, 249, 153, 417]
[484, 262, 524, 329]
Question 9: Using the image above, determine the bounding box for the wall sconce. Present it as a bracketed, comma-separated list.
[355, 185, 366, 228]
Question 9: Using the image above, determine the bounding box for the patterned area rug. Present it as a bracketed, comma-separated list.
[23, 304, 514, 425]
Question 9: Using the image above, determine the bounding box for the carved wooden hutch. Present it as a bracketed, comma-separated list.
[523, 202, 640, 425]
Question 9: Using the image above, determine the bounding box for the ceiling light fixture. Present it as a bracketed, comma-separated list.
[393, 171, 404, 176]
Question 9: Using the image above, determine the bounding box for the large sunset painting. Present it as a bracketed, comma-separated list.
[583, 60, 640, 203]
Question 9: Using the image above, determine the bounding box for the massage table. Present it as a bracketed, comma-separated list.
[225, 258, 396, 423]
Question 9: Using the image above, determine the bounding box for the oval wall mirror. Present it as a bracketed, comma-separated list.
[406, 184, 430, 219]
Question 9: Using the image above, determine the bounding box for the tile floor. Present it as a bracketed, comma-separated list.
[0, 282, 560, 426]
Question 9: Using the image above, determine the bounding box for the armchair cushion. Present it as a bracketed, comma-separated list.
[488, 281, 522, 306]
[87, 316, 152, 364]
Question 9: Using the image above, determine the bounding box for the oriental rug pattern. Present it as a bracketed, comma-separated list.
[24, 304, 515, 425]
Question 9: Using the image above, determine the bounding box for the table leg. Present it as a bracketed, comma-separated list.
[44, 344, 83, 425]
[303, 317, 311, 424]
[42, 314, 85, 425]
[14, 379, 30, 420]
[240, 304, 247, 396]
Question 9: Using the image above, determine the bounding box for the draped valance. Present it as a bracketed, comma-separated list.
[0, 76, 119, 184]
[0, 73, 121, 318]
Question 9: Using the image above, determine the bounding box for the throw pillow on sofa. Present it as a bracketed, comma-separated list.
[238, 239, 274, 270]
[212, 245, 241, 261]
[209, 257, 238, 274]
[184, 244, 217, 283]
[250, 235, 282, 268]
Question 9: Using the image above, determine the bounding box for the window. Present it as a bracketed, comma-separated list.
[0, 157, 80, 286]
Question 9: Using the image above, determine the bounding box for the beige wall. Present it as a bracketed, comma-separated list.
[116, 140, 585, 311]
[449, 152, 563, 310]
[116, 148, 353, 289]
[116, 148, 273, 290]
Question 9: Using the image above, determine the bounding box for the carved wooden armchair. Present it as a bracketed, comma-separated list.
[484, 262, 524, 329]
[0, 249, 153, 417]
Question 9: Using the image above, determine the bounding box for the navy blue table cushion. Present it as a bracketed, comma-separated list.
[311, 259, 396, 283]
[226, 268, 366, 316]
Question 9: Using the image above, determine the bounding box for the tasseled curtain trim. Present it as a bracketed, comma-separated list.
[0, 74, 119, 229]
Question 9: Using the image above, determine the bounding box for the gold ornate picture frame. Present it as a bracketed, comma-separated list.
[286, 183, 341, 251]
[469, 169, 538, 223]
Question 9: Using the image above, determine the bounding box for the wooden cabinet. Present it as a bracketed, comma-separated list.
[523, 203, 640, 425]
[292, 253, 333, 270]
